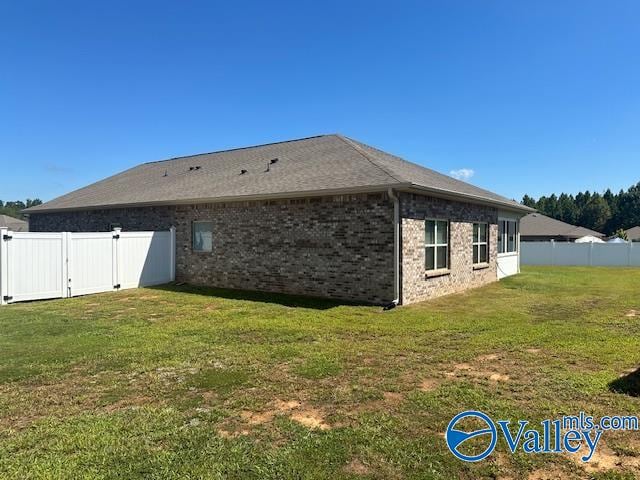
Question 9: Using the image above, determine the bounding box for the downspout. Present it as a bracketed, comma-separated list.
[385, 188, 400, 309]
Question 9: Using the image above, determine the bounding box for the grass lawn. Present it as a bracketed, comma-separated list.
[1, 266, 639, 479]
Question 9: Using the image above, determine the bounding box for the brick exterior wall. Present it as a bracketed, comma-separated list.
[399, 193, 499, 304]
[29, 191, 501, 305]
[29, 194, 395, 304]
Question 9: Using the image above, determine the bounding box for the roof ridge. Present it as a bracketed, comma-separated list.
[144, 134, 331, 165]
[335, 135, 405, 184]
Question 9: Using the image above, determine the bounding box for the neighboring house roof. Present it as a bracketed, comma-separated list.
[26, 134, 531, 213]
[520, 213, 604, 239]
[0, 214, 28, 232]
[625, 226, 640, 241]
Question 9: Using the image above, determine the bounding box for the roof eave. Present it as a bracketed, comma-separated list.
[23, 183, 412, 214]
[401, 184, 533, 213]
[25, 182, 533, 215]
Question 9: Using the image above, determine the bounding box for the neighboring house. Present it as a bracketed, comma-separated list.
[0, 214, 28, 232]
[625, 226, 640, 242]
[25, 134, 531, 305]
[520, 213, 604, 242]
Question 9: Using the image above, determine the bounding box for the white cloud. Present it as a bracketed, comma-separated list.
[449, 168, 475, 181]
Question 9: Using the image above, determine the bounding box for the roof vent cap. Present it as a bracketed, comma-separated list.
[240, 169, 247, 175]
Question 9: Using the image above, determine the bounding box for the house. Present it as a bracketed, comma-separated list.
[520, 213, 604, 242]
[625, 226, 640, 242]
[0, 214, 28, 232]
[25, 134, 531, 305]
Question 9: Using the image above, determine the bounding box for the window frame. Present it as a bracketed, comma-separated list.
[473, 222, 489, 265]
[192, 220, 213, 252]
[425, 219, 450, 272]
[498, 219, 518, 255]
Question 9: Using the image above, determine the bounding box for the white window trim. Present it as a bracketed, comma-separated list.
[192, 220, 213, 252]
[425, 219, 450, 272]
[473, 222, 489, 265]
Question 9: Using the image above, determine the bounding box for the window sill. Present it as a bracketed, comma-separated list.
[425, 269, 451, 279]
[473, 263, 490, 270]
[192, 250, 213, 254]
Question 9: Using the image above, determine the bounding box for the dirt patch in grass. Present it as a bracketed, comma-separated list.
[569, 440, 640, 474]
[382, 391, 404, 403]
[445, 362, 510, 383]
[477, 353, 500, 361]
[231, 398, 331, 431]
[625, 309, 638, 317]
[526, 467, 567, 480]
[343, 458, 371, 475]
[241, 410, 274, 425]
[419, 379, 439, 392]
[290, 407, 330, 430]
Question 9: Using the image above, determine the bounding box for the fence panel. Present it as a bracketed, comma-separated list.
[521, 241, 639, 267]
[117, 231, 175, 289]
[68, 232, 116, 296]
[4, 232, 67, 303]
[0, 227, 176, 305]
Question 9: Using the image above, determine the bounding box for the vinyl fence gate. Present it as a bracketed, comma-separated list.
[0, 227, 176, 305]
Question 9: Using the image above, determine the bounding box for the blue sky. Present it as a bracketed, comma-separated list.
[1, 0, 639, 203]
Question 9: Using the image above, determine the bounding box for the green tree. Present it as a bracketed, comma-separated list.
[579, 194, 611, 233]
[521, 194, 537, 208]
[613, 228, 628, 240]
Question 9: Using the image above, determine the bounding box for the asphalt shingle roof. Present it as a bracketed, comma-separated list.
[0, 214, 28, 231]
[27, 134, 529, 213]
[625, 226, 640, 241]
[520, 213, 604, 239]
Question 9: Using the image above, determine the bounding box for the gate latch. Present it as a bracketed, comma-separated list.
[2, 234, 12, 240]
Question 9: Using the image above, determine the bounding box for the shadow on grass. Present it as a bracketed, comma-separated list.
[609, 367, 640, 397]
[148, 283, 372, 310]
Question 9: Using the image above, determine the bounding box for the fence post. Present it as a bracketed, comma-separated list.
[629, 241, 633, 267]
[589, 242, 594, 266]
[0, 228, 7, 305]
[169, 226, 176, 282]
[112, 227, 121, 290]
[61, 232, 69, 299]
[550, 240, 555, 266]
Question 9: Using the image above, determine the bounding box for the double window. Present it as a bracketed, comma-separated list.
[473, 223, 488, 264]
[498, 220, 518, 254]
[425, 220, 449, 270]
[192, 221, 213, 252]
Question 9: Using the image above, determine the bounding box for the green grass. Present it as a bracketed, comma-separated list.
[0, 266, 639, 479]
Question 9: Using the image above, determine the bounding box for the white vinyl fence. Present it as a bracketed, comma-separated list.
[0, 227, 175, 305]
[521, 241, 640, 267]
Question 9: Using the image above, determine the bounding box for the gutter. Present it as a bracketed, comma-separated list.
[385, 188, 400, 309]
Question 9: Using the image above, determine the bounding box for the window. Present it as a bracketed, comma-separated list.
[498, 220, 518, 254]
[473, 223, 488, 264]
[425, 220, 449, 270]
[192, 221, 213, 252]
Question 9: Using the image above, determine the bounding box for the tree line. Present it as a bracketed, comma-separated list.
[0, 199, 43, 220]
[521, 182, 640, 237]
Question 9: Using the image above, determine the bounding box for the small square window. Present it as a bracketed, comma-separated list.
[192, 221, 213, 252]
